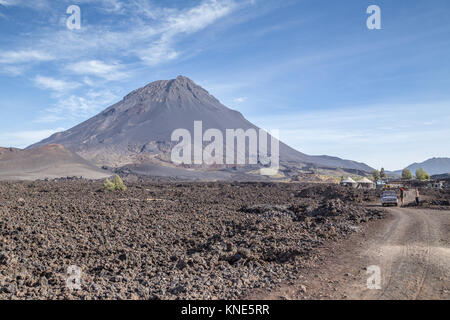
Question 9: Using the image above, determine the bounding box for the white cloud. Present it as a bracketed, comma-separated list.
[0, 0, 20, 6]
[0, 128, 65, 149]
[44, 88, 120, 118]
[65, 60, 129, 81]
[0, 50, 52, 75]
[25, 0, 239, 67]
[82, 77, 94, 86]
[136, 0, 237, 65]
[234, 97, 247, 103]
[93, 0, 124, 13]
[138, 40, 179, 66]
[0, 64, 26, 76]
[165, 0, 236, 34]
[34, 76, 80, 92]
[0, 0, 246, 83]
[0, 0, 48, 9]
[0, 50, 53, 64]
[0, 0, 256, 125]
[74, 0, 124, 13]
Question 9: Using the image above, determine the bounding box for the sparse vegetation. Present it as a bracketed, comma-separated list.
[372, 169, 380, 182]
[104, 174, 127, 191]
[402, 168, 413, 180]
[380, 168, 387, 179]
[103, 178, 115, 191]
[415, 168, 430, 181]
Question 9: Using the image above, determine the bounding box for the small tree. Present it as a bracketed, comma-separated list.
[104, 174, 127, 191]
[103, 178, 115, 191]
[372, 169, 380, 182]
[380, 168, 387, 179]
[402, 168, 413, 180]
[415, 168, 430, 181]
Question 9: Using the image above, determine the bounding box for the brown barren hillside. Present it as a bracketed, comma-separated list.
[0, 144, 110, 181]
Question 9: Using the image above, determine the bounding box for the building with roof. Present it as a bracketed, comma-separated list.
[340, 177, 357, 188]
[357, 177, 376, 189]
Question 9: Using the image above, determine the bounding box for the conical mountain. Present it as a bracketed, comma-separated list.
[29, 76, 372, 172]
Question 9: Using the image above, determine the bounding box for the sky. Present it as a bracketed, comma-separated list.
[0, 0, 449, 171]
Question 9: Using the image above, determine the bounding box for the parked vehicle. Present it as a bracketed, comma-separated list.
[381, 190, 398, 207]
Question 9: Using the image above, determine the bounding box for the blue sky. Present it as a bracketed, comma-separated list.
[0, 0, 449, 170]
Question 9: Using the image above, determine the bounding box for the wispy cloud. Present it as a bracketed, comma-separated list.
[20, 0, 239, 67]
[0, 0, 263, 133]
[0, 0, 49, 9]
[65, 60, 129, 81]
[0, 0, 23, 6]
[0, 50, 52, 75]
[74, 0, 125, 13]
[0, 50, 53, 64]
[0, 0, 247, 105]
[38, 88, 120, 122]
[234, 97, 247, 103]
[34, 76, 80, 92]
[0, 64, 25, 76]
[137, 0, 237, 65]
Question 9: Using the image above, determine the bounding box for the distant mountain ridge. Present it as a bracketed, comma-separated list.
[29, 76, 373, 175]
[394, 157, 450, 176]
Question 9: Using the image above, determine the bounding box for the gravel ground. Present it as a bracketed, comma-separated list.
[0, 180, 385, 300]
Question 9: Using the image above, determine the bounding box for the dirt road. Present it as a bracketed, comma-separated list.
[252, 207, 450, 300]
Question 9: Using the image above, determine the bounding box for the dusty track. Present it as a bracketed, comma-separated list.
[252, 207, 450, 300]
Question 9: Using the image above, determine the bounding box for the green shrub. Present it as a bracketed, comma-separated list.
[402, 168, 413, 180]
[112, 174, 127, 191]
[415, 168, 430, 181]
[103, 178, 115, 191]
[372, 169, 380, 181]
[380, 168, 387, 179]
[104, 174, 127, 191]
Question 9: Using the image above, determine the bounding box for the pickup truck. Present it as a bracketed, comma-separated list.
[381, 190, 399, 207]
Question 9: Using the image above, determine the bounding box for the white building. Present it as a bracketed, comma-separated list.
[357, 177, 376, 189]
[341, 177, 357, 188]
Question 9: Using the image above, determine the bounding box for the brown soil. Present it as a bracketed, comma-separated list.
[0, 145, 110, 181]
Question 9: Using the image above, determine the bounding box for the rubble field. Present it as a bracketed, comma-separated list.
[418, 188, 450, 209]
[0, 180, 385, 300]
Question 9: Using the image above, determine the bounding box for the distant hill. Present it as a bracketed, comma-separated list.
[28, 76, 373, 175]
[394, 157, 450, 176]
[0, 144, 110, 181]
[431, 173, 450, 180]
